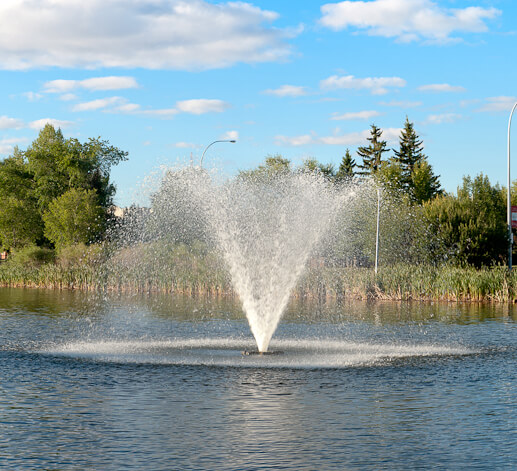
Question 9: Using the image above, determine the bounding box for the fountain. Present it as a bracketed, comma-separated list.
[128, 166, 352, 353]
[40, 167, 475, 368]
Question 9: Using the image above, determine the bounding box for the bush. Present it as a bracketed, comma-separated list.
[11, 245, 55, 267]
[57, 243, 104, 269]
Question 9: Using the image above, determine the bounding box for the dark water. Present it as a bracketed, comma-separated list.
[0, 288, 516, 470]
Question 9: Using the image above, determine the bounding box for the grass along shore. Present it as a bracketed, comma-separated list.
[1, 256, 516, 303]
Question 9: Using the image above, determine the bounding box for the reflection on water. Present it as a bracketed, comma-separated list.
[0, 287, 516, 470]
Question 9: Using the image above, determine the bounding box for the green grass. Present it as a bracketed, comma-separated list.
[1, 243, 517, 302]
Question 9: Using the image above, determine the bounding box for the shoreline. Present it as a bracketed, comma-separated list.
[1, 263, 516, 303]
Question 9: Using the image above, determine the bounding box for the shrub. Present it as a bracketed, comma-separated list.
[11, 245, 55, 267]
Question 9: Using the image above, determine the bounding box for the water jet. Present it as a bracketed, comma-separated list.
[119, 166, 358, 352]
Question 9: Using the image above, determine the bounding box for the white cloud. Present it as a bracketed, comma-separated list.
[263, 85, 308, 97]
[321, 75, 406, 95]
[176, 99, 230, 114]
[22, 91, 43, 101]
[59, 93, 78, 102]
[0, 137, 28, 154]
[220, 130, 239, 141]
[478, 96, 517, 112]
[71, 96, 229, 117]
[0, 1, 291, 70]
[331, 110, 381, 121]
[418, 83, 466, 93]
[276, 127, 401, 146]
[379, 100, 422, 108]
[320, 128, 401, 145]
[44, 76, 138, 93]
[0, 115, 25, 129]
[275, 134, 315, 146]
[73, 96, 126, 112]
[175, 142, 198, 148]
[425, 113, 462, 124]
[29, 118, 73, 130]
[319, 0, 500, 43]
[139, 108, 179, 117]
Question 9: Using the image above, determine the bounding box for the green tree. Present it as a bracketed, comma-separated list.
[24, 124, 127, 213]
[393, 117, 441, 203]
[0, 152, 43, 248]
[335, 149, 356, 182]
[43, 188, 105, 249]
[356, 124, 389, 176]
[301, 158, 335, 179]
[422, 174, 507, 267]
[411, 159, 442, 204]
[0, 125, 127, 250]
[393, 117, 424, 183]
[238, 154, 291, 180]
[376, 159, 405, 194]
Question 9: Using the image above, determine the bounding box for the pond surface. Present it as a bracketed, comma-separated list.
[0, 288, 516, 470]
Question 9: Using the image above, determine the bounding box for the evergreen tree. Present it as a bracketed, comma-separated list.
[393, 117, 441, 203]
[356, 125, 388, 176]
[393, 117, 425, 183]
[411, 160, 442, 204]
[335, 149, 356, 182]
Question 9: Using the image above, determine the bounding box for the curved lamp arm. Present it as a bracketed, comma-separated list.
[200, 140, 236, 166]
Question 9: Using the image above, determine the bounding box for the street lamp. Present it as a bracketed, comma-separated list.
[507, 102, 517, 271]
[200, 139, 236, 166]
[375, 187, 381, 274]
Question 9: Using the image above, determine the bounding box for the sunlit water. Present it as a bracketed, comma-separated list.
[1, 288, 516, 470]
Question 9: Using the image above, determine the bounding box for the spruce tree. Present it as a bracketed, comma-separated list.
[335, 149, 356, 182]
[393, 117, 441, 202]
[356, 124, 388, 176]
[412, 160, 442, 204]
[393, 117, 425, 188]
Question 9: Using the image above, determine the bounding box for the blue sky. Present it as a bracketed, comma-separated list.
[0, 0, 515, 206]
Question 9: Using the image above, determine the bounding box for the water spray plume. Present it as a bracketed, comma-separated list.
[114, 166, 361, 353]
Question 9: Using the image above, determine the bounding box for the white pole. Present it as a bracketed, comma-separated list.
[508, 103, 517, 271]
[375, 187, 380, 274]
[200, 140, 236, 166]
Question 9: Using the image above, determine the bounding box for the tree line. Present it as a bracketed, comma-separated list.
[237, 118, 509, 268]
[0, 121, 512, 268]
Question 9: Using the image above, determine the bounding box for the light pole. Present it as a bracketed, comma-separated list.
[375, 187, 381, 274]
[200, 139, 236, 166]
[507, 102, 517, 271]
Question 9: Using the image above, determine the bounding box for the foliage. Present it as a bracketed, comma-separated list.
[10, 245, 56, 268]
[57, 243, 104, 269]
[356, 124, 389, 176]
[392, 117, 425, 186]
[411, 159, 442, 204]
[43, 188, 105, 249]
[335, 149, 356, 182]
[0, 153, 43, 248]
[0, 124, 127, 251]
[392, 117, 441, 203]
[422, 174, 507, 267]
[301, 158, 335, 179]
[0, 195, 43, 249]
[238, 154, 291, 179]
[24, 124, 127, 211]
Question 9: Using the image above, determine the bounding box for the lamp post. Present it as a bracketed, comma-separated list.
[508, 102, 517, 271]
[200, 139, 236, 166]
[375, 187, 381, 274]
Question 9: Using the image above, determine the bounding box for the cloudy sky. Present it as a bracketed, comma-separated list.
[0, 0, 515, 205]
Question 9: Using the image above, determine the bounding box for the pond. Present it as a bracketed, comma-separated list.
[0, 287, 516, 470]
